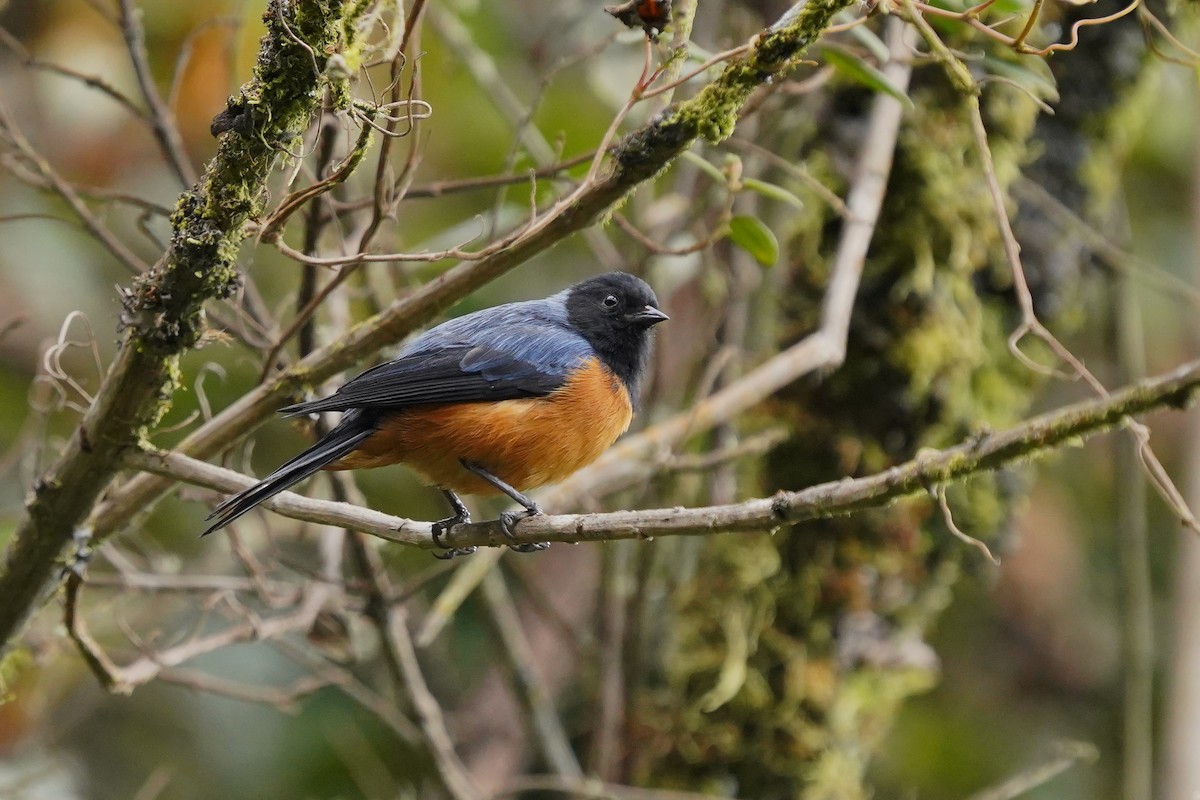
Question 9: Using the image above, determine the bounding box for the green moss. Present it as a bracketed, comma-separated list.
[613, 0, 856, 180]
[0, 647, 31, 705]
[140, 355, 185, 446]
[630, 21, 1069, 795]
[123, 0, 369, 357]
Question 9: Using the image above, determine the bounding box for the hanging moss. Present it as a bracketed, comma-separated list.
[628, 6, 1161, 793]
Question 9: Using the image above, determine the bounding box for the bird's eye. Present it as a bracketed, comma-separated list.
[602, 294, 619, 309]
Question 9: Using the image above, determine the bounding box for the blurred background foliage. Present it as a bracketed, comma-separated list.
[0, 0, 1197, 798]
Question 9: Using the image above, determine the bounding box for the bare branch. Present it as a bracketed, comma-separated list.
[65, 568, 332, 694]
[0, 99, 149, 274]
[125, 356, 1200, 551]
[481, 570, 583, 780]
[117, 0, 198, 186]
[965, 741, 1099, 800]
[0, 26, 143, 117]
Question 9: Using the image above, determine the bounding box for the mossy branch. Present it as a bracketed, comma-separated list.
[87, 0, 856, 543]
[0, 0, 366, 655]
[127, 357, 1200, 551]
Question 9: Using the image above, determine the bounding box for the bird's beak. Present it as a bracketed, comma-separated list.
[629, 305, 669, 326]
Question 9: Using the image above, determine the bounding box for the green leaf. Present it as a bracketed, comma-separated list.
[823, 47, 915, 110]
[742, 178, 805, 211]
[728, 215, 779, 266]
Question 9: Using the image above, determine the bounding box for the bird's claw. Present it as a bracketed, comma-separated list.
[509, 541, 550, 553]
[430, 499, 549, 556]
[499, 506, 549, 554]
[431, 515, 475, 559]
[433, 545, 478, 560]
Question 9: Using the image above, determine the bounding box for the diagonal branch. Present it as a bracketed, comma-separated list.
[0, 0, 369, 656]
[126, 356, 1200, 551]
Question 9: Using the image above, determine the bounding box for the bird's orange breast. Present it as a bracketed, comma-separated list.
[328, 357, 633, 495]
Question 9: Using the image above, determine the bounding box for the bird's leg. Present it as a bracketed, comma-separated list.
[431, 489, 477, 559]
[459, 459, 549, 553]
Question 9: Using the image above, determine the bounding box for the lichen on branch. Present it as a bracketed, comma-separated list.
[129, 0, 363, 352]
[614, 0, 851, 178]
[0, 0, 368, 656]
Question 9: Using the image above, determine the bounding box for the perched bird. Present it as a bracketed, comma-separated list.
[201, 271, 667, 556]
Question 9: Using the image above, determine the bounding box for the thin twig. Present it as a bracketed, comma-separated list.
[84, 570, 295, 596]
[398, 153, 596, 199]
[964, 741, 1099, 800]
[274, 638, 423, 742]
[936, 485, 999, 564]
[482, 571, 583, 780]
[117, 0, 197, 186]
[1013, 178, 1200, 309]
[1138, 5, 1200, 66]
[0, 26, 143, 117]
[664, 427, 789, 472]
[157, 667, 329, 712]
[908, 0, 1141, 56]
[0, 97, 149, 274]
[344, 525, 483, 800]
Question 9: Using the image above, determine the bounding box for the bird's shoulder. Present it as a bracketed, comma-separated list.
[401, 293, 590, 368]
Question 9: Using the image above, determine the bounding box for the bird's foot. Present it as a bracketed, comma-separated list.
[431, 513, 476, 559]
[453, 463, 549, 553]
[432, 546, 478, 560]
[508, 540, 550, 554]
[499, 504, 549, 553]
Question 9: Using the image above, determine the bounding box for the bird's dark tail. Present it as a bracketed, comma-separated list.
[201, 417, 375, 536]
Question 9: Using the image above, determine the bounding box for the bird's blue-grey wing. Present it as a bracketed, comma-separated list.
[280, 298, 591, 416]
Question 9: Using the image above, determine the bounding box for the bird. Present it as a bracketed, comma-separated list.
[201, 271, 668, 556]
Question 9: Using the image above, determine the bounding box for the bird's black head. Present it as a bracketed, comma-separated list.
[565, 271, 667, 399]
